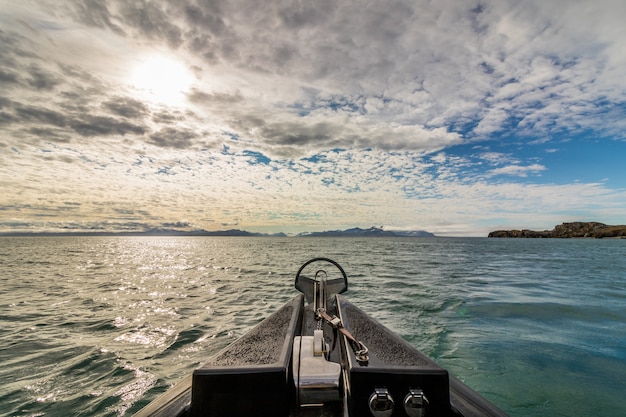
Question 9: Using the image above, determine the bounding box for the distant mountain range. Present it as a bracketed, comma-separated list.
[1, 226, 435, 237]
[0, 228, 286, 237]
[296, 226, 435, 237]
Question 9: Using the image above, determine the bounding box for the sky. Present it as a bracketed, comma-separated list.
[1, 0, 625, 236]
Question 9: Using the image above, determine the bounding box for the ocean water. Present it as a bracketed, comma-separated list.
[0, 236, 625, 417]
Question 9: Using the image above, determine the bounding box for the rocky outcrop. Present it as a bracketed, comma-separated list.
[551, 222, 610, 238]
[487, 229, 552, 238]
[488, 222, 626, 238]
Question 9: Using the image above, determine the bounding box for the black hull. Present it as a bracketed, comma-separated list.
[134, 294, 508, 417]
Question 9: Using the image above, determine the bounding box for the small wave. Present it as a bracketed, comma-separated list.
[114, 325, 177, 347]
[157, 327, 207, 356]
[467, 301, 626, 322]
[108, 364, 158, 416]
[3, 235, 626, 417]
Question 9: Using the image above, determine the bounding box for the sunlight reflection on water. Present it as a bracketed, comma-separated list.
[0, 236, 625, 417]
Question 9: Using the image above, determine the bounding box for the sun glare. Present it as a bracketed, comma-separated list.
[130, 55, 193, 105]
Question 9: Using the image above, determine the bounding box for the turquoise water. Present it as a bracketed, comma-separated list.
[1, 236, 625, 416]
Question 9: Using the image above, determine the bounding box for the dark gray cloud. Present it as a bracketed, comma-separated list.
[13, 102, 69, 127]
[0, 68, 20, 85]
[92, 1, 185, 48]
[0, 30, 30, 89]
[129, 2, 183, 47]
[0, 28, 37, 64]
[152, 109, 185, 124]
[103, 96, 150, 119]
[259, 121, 337, 147]
[26, 64, 63, 90]
[149, 126, 198, 149]
[4, 99, 147, 139]
[0, 97, 12, 109]
[27, 127, 73, 143]
[187, 89, 243, 106]
[277, 0, 338, 29]
[0, 112, 16, 125]
[0, 26, 152, 142]
[182, 2, 228, 36]
[58, 63, 103, 85]
[0, 96, 17, 124]
[69, 114, 147, 137]
[69, 0, 126, 35]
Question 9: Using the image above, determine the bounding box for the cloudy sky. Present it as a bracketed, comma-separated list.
[1, 0, 625, 236]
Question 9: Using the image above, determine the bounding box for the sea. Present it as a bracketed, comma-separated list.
[1, 236, 625, 417]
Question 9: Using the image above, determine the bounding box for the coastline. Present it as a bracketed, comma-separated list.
[0, 226, 435, 238]
[488, 221, 626, 238]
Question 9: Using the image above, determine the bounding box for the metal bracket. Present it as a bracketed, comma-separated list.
[404, 388, 429, 417]
[368, 387, 394, 417]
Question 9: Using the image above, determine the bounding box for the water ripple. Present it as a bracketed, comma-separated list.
[1, 236, 625, 417]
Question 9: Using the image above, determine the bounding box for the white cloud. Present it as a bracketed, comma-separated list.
[479, 152, 519, 165]
[3, 141, 625, 236]
[5, 0, 626, 151]
[486, 164, 547, 178]
[2, 0, 626, 234]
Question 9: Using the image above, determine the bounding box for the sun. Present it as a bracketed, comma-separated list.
[129, 55, 194, 105]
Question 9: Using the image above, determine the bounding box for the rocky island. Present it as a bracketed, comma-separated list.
[488, 222, 626, 238]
